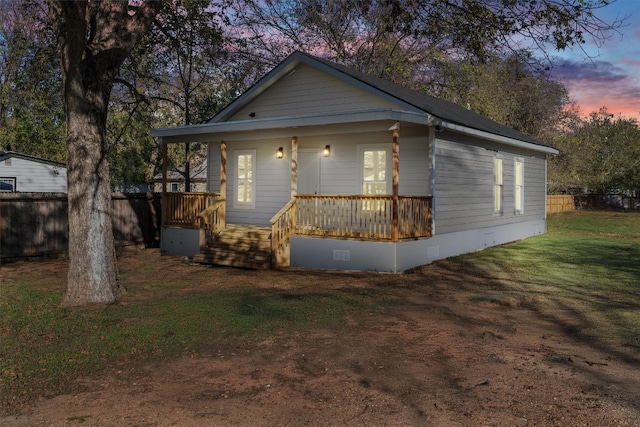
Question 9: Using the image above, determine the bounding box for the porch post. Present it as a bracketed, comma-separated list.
[220, 140, 227, 229]
[161, 140, 168, 227]
[161, 140, 168, 194]
[291, 136, 298, 235]
[391, 122, 400, 242]
[291, 136, 298, 198]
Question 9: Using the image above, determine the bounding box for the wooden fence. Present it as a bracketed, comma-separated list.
[547, 194, 640, 213]
[0, 193, 161, 260]
[546, 195, 576, 214]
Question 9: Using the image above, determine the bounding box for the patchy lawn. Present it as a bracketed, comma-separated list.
[2, 210, 640, 426]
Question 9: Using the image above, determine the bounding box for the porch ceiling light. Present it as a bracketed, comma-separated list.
[276, 147, 284, 159]
[323, 145, 331, 157]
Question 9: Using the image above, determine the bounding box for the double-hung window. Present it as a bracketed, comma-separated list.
[235, 149, 256, 209]
[514, 158, 524, 214]
[360, 145, 391, 211]
[362, 149, 388, 195]
[494, 156, 503, 215]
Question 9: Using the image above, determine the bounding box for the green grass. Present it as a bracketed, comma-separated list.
[0, 267, 384, 411]
[2, 210, 640, 412]
[451, 210, 640, 355]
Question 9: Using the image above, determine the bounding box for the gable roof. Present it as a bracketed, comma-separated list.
[306, 53, 547, 148]
[0, 151, 66, 168]
[152, 52, 558, 154]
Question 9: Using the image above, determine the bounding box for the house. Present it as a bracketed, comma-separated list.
[151, 51, 558, 272]
[0, 151, 67, 193]
[152, 167, 207, 193]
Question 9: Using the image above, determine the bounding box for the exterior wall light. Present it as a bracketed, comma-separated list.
[323, 145, 331, 157]
[276, 147, 284, 159]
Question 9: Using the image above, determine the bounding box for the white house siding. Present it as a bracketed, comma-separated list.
[207, 143, 222, 193]
[228, 64, 400, 122]
[297, 126, 431, 196]
[0, 157, 67, 192]
[434, 131, 547, 235]
[208, 138, 291, 225]
[206, 123, 432, 226]
[395, 124, 431, 196]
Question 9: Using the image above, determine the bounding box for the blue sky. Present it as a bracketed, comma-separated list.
[549, 0, 640, 121]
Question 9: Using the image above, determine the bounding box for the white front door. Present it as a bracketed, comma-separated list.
[298, 149, 320, 195]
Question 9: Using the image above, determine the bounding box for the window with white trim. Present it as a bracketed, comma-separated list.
[360, 145, 391, 211]
[514, 158, 524, 214]
[0, 177, 15, 192]
[235, 149, 256, 208]
[363, 150, 387, 194]
[170, 182, 179, 192]
[494, 156, 503, 214]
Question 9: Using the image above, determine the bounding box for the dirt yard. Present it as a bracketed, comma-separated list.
[2, 250, 640, 426]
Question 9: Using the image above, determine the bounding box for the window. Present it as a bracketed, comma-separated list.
[362, 149, 387, 195]
[360, 146, 391, 194]
[235, 150, 256, 208]
[494, 156, 503, 214]
[0, 177, 15, 192]
[515, 158, 524, 213]
[170, 182, 179, 192]
[360, 145, 391, 211]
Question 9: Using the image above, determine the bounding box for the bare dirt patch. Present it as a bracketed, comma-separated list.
[2, 250, 640, 426]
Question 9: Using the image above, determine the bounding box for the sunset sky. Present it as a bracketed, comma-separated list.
[549, 0, 640, 121]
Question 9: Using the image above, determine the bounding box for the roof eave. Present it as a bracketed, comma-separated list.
[440, 121, 559, 155]
[152, 108, 437, 143]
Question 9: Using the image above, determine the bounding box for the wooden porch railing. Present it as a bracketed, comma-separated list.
[398, 196, 433, 238]
[197, 199, 226, 248]
[162, 192, 221, 227]
[294, 195, 433, 240]
[270, 199, 296, 268]
[269, 194, 432, 267]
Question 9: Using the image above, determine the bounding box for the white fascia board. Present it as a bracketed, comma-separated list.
[152, 108, 437, 143]
[440, 121, 559, 155]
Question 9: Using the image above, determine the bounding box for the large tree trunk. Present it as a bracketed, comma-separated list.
[63, 77, 121, 306]
[51, 0, 164, 306]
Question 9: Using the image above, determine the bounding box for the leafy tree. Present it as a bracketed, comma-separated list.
[428, 52, 570, 138]
[549, 108, 640, 194]
[49, 0, 165, 306]
[0, 0, 65, 161]
[112, 0, 242, 189]
[230, 0, 624, 81]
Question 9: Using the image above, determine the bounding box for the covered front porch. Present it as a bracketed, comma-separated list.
[157, 118, 435, 270]
[161, 191, 432, 269]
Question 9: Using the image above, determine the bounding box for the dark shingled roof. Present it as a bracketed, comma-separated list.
[305, 52, 549, 148]
[0, 151, 66, 168]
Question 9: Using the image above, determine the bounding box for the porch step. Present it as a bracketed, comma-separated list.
[193, 224, 272, 269]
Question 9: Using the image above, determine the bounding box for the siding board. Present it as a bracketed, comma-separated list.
[0, 157, 67, 192]
[435, 138, 547, 235]
[229, 64, 400, 121]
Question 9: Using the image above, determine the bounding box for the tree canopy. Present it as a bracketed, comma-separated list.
[549, 108, 640, 195]
[1, 0, 628, 190]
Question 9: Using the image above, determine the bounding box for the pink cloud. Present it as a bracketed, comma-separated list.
[552, 58, 640, 120]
